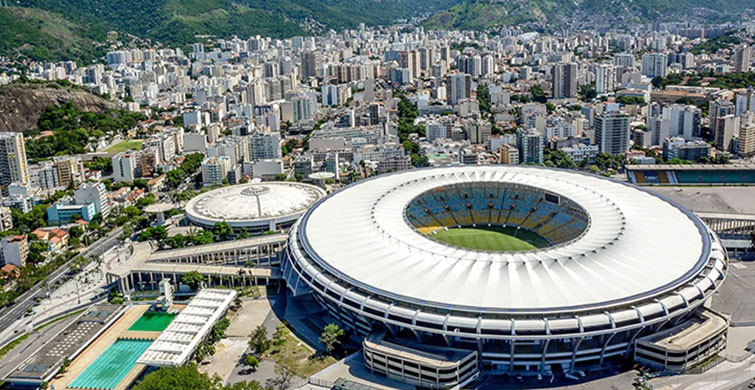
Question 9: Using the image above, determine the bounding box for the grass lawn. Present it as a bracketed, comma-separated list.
[106, 139, 143, 154]
[264, 325, 336, 378]
[431, 226, 549, 252]
[0, 333, 29, 360]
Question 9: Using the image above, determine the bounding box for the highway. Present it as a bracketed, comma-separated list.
[0, 226, 123, 343]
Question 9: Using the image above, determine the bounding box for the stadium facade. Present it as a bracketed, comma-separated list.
[282, 166, 728, 388]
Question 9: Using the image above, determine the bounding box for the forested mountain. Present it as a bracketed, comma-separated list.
[11, 0, 456, 47]
[0, 7, 107, 64]
[2, 0, 753, 64]
[424, 0, 755, 31]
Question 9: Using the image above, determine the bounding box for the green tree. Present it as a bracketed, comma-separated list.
[579, 85, 597, 101]
[319, 323, 345, 356]
[272, 323, 288, 345]
[132, 364, 218, 390]
[248, 325, 270, 355]
[191, 231, 214, 245]
[243, 354, 259, 371]
[212, 222, 234, 241]
[529, 85, 546, 103]
[182, 271, 205, 290]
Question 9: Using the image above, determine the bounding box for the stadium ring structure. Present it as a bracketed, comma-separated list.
[282, 165, 728, 385]
[185, 181, 326, 232]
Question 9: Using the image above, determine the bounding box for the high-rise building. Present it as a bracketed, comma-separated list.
[516, 128, 544, 164]
[499, 144, 519, 165]
[1, 235, 28, 267]
[710, 99, 737, 146]
[321, 84, 339, 106]
[54, 156, 84, 188]
[0, 132, 30, 194]
[552, 63, 578, 99]
[595, 64, 616, 95]
[467, 121, 492, 145]
[733, 45, 752, 73]
[647, 116, 671, 146]
[0, 206, 13, 233]
[736, 89, 755, 116]
[368, 103, 382, 126]
[641, 53, 667, 78]
[709, 100, 736, 128]
[398, 51, 418, 80]
[249, 131, 282, 161]
[426, 121, 448, 143]
[663, 137, 710, 161]
[613, 53, 635, 68]
[714, 115, 739, 152]
[481, 54, 495, 76]
[74, 182, 111, 217]
[738, 112, 755, 157]
[140, 148, 159, 177]
[31, 162, 60, 190]
[595, 109, 631, 155]
[201, 156, 231, 187]
[301, 51, 321, 80]
[112, 151, 139, 183]
[446, 73, 472, 106]
[291, 92, 318, 123]
[666, 105, 702, 140]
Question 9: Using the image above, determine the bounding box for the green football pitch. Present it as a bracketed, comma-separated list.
[431, 226, 549, 252]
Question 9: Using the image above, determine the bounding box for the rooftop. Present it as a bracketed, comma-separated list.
[136, 289, 236, 367]
[298, 166, 712, 312]
[185, 182, 325, 228]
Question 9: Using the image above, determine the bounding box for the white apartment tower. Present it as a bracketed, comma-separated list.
[0, 132, 30, 192]
[595, 109, 631, 155]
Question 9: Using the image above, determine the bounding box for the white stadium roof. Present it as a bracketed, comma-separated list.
[185, 182, 326, 228]
[297, 166, 713, 313]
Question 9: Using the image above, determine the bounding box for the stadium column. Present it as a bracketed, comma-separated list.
[540, 339, 551, 371]
[570, 337, 584, 370]
[599, 333, 616, 365]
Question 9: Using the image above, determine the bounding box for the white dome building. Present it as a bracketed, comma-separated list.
[185, 182, 325, 232]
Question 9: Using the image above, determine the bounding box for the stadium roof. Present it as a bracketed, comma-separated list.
[298, 166, 713, 313]
[626, 164, 755, 171]
[185, 182, 325, 228]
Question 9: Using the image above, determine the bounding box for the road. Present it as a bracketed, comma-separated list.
[0, 226, 123, 344]
[0, 311, 80, 379]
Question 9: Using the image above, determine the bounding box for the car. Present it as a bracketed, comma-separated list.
[747, 381, 755, 389]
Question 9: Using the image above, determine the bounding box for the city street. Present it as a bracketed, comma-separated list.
[0, 227, 123, 347]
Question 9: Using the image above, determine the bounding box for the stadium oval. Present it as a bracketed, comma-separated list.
[283, 166, 728, 379]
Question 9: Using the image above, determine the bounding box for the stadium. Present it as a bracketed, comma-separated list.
[283, 166, 729, 387]
[184, 181, 326, 232]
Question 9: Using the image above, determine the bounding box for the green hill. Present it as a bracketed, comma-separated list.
[0, 7, 107, 64]
[424, 0, 754, 31]
[14, 0, 458, 47]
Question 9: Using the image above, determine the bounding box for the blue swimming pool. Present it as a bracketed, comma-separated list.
[69, 338, 152, 389]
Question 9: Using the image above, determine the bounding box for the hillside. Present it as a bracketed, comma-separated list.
[15, 0, 458, 46]
[0, 7, 107, 64]
[0, 81, 118, 133]
[424, 0, 755, 31]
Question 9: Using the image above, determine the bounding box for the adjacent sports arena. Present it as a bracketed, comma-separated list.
[185, 181, 325, 232]
[283, 166, 729, 388]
